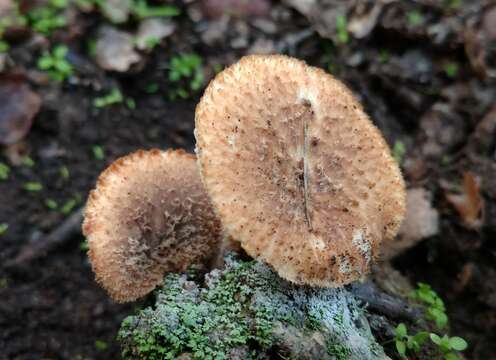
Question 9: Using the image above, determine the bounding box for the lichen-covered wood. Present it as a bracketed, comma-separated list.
[118, 255, 386, 360]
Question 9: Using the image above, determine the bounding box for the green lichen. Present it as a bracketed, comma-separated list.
[118, 255, 385, 360]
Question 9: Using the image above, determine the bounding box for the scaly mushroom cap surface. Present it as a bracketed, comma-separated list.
[83, 149, 222, 302]
[195, 55, 406, 287]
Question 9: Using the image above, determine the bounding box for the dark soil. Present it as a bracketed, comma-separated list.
[1, 1, 495, 359]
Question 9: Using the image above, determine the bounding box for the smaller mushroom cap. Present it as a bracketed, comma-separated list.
[83, 149, 222, 302]
[195, 55, 406, 287]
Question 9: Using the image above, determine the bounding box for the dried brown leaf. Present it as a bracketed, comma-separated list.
[446, 172, 484, 229]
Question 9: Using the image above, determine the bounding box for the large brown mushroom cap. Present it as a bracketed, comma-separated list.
[83, 149, 222, 302]
[195, 55, 406, 287]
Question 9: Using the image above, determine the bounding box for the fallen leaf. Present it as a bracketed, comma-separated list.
[95, 26, 141, 72]
[135, 18, 176, 50]
[202, 0, 271, 19]
[282, 0, 348, 41]
[0, 76, 41, 145]
[446, 172, 484, 230]
[464, 6, 496, 79]
[382, 188, 439, 260]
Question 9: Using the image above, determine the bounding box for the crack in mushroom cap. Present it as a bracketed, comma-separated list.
[195, 55, 406, 287]
[82, 149, 222, 302]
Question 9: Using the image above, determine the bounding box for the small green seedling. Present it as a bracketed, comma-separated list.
[37, 45, 73, 82]
[125, 98, 136, 109]
[0, 41, 9, 53]
[61, 198, 77, 214]
[0, 162, 10, 180]
[60, 165, 70, 181]
[444, 62, 459, 78]
[410, 282, 448, 329]
[322, 41, 335, 73]
[213, 64, 223, 74]
[168, 54, 204, 99]
[143, 36, 161, 50]
[94, 88, 124, 108]
[336, 15, 349, 44]
[430, 333, 467, 360]
[21, 156, 35, 167]
[28, 4, 66, 35]
[131, 0, 180, 19]
[23, 182, 43, 192]
[393, 141, 406, 164]
[92, 145, 105, 160]
[145, 82, 159, 94]
[379, 49, 390, 64]
[0, 223, 8, 236]
[80, 240, 89, 252]
[50, 0, 68, 8]
[95, 339, 109, 351]
[0, 1, 27, 37]
[407, 11, 423, 26]
[45, 198, 58, 210]
[394, 323, 429, 358]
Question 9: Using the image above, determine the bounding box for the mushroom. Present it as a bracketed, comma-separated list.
[83, 149, 222, 302]
[195, 54, 406, 287]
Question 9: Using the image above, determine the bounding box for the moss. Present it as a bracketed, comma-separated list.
[118, 255, 385, 360]
[326, 342, 352, 360]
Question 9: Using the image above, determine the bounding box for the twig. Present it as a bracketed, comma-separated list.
[5, 208, 84, 268]
[349, 281, 422, 322]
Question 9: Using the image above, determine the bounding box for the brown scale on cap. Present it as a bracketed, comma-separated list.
[83, 149, 222, 302]
[195, 54, 406, 287]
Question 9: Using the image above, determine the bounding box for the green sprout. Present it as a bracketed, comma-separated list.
[94, 88, 124, 108]
[0, 162, 10, 180]
[430, 334, 468, 360]
[444, 0, 462, 9]
[23, 182, 43, 192]
[45, 198, 58, 210]
[407, 11, 423, 26]
[336, 15, 349, 44]
[410, 282, 448, 329]
[125, 98, 136, 109]
[95, 339, 109, 351]
[0, 1, 27, 36]
[60, 165, 70, 181]
[143, 36, 161, 50]
[145, 82, 159, 93]
[168, 53, 204, 100]
[37, 45, 73, 82]
[379, 49, 390, 64]
[80, 240, 90, 252]
[28, 4, 66, 35]
[21, 156, 35, 167]
[322, 41, 335, 73]
[61, 198, 77, 214]
[444, 62, 459, 78]
[394, 323, 429, 358]
[440, 155, 450, 167]
[92, 145, 105, 160]
[50, 0, 68, 8]
[393, 141, 406, 164]
[0, 223, 8, 236]
[213, 63, 223, 74]
[131, 1, 180, 19]
[0, 41, 9, 53]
